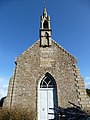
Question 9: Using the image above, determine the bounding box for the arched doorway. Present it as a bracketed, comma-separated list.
[38, 73, 57, 120]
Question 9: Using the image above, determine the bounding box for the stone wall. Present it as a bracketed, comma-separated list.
[3, 39, 90, 112]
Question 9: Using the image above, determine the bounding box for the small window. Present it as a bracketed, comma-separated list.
[40, 74, 55, 88]
[43, 20, 49, 28]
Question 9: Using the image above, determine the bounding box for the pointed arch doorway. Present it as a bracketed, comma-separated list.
[38, 73, 57, 120]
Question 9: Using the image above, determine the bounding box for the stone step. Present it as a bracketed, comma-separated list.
[86, 105, 90, 108]
[77, 80, 84, 84]
[79, 98, 88, 102]
[79, 92, 87, 96]
[77, 84, 85, 88]
[79, 101, 88, 106]
[79, 95, 87, 98]
[78, 89, 86, 93]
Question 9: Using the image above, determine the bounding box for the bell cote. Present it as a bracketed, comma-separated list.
[40, 7, 52, 47]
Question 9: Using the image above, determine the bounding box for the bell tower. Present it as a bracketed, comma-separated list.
[40, 7, 52, 47]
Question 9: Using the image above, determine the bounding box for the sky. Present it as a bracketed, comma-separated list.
[0, 0, 90, 99]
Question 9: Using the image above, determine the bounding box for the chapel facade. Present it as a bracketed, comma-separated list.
[4, 7, 90, 120]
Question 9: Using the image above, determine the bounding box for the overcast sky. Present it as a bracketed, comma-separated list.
[0, 0, 90, 99]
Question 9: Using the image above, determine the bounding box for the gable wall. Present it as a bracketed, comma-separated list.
[4, 40, 90, 111]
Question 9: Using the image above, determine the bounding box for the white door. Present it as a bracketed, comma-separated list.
[48, 88, 54, 120]
[38, 73, 57, 120]
[38, 88, 54, 120]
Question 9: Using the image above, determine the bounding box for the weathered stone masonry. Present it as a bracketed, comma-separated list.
[4, 39, 90, 110]
[3, 7, 90, 116]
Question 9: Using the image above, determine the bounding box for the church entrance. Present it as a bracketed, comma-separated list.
[38, 73, 57, 120]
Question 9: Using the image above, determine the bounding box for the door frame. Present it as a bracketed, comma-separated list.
[37, 72, 57, 120]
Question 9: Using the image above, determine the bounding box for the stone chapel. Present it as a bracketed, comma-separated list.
[4, 7, 90, 120]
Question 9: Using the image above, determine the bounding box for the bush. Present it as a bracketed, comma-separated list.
[0, 97, 6, 107]
[0, 107, 36, 120]
[0, 108, 10, 120]
[86, 89, 90, 97]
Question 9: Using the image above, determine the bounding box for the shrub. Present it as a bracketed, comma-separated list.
[0, 108, 10, 120]
[86, 89, 90, 97]
[0, 107, 36, 120]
